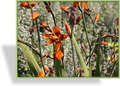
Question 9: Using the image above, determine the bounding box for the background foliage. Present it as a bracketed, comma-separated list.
[17, 1, 118, 77]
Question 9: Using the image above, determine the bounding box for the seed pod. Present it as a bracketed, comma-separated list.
[69, 12, 76, 28]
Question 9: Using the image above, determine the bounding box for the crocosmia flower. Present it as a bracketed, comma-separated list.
[43, 26, 68, 51]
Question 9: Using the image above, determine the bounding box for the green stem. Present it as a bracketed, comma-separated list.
[95, 36, 101, 77]
[44, 2, 56, 26]
[78, 6, 91, 52]
[86, 44, 98, 66]
[35, 19, 45, 73]
[27, 1, 45, 73]
[89, 15, 95, 36]
[27, 2, 33, 13]
[45, 2, 65, 77]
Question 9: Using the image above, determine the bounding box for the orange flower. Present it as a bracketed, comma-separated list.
[37, 72, 45, 77]
[73, 2, 80, 8]
[43, 26, 68, 51]
[100, 42, 108, 45]
[82, 2, 91, 15]
[61, 6, 69, 13]
[94, 14, 100, 24]
[41, 21, 51, 32]
[31, 12, 40, 20]
[20, 2, 37, 9]
[54, 50, 64, 60]
[64, 21, 71, 36]
[76, 15, 82, 24]
[44, 66, 49, 71]
[83, 2, 88, 10]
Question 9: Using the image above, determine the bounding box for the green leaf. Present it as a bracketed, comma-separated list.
[18, 36, 43, 76]
[72, 35, 89, 76]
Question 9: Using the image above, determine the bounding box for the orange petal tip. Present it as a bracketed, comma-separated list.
[54, 50, 63, 60]
[37, 72, 45, 77]
[31, 12, 40, 20]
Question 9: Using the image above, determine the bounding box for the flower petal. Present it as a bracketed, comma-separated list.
[30, 2, 37, 7]
[54, 50, 63, 60]
[94, 14, 100, 24]
[41, 22, 51, 32]
[44, 66, 49, 71]
[60, 34, 68, 40]
[73, 2, 80, 8]
[43, 33, 52, 39]
[41, 21, 48, 27]
[83, 2, 88, 10]
[61, 6, 69, 12]
[46, 39, 54, 45]
[31, 12, 40, 20]
[20, 2, 28, 8]
[100, 42, 108, 45]
[37, 72, 45, 77]
[52, 26, 60, 35]
[55, 42, 61, 51]
[20, 2, 37, 9]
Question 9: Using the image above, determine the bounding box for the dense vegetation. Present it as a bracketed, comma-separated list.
[17, 1, 119, 77]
